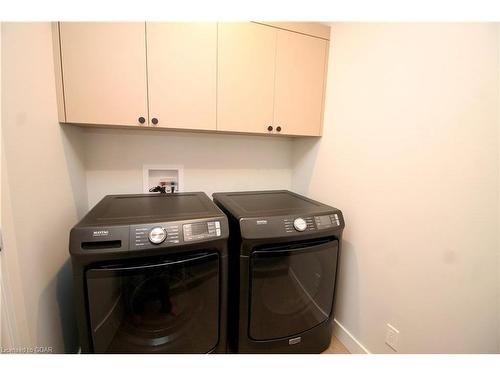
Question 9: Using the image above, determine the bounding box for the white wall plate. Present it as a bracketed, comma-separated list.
[142, 164, 184, 193]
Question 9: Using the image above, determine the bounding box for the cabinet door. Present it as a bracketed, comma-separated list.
[59, 22, 148, 126]
[274, 30, 328, 136]
[147, 23, 217, 130]
[217, 23, 276, 134]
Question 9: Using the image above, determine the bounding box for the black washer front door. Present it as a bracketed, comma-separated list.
[248, 239, 338, 341]
[86, 252, 220, 353]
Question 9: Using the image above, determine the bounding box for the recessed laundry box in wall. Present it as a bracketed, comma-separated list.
[69, 193, 228, 353]
[143, 165, 184, 194]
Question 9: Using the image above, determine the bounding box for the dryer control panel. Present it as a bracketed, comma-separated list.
[314, 213, 341, 229]
[283, 214, 341, 233]
[239, 211, 344, 240]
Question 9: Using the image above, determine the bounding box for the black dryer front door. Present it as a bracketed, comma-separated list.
[248, 239, 338, 341]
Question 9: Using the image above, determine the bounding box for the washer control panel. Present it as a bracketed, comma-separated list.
[183, 220, 221, 242]
[131, 223, 180, 249]
[293, 218, 307, 231]
[87, 218, 227, 252]
[148, 227, 167, 244]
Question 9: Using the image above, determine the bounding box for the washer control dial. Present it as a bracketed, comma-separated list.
[148, 227, 167, 244]
[293, 218, 307, 232]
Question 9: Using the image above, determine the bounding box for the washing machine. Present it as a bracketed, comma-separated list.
[213, 190, 344, 354]
[69, 193, 228, 353]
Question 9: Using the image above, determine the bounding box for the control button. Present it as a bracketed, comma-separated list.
[216, 228, 221, 236]
[148, 227, 167, 244]
[215, 221, 220, 229]
[293, 218, 307, 232]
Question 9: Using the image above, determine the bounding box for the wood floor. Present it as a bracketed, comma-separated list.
[322, 335, 350, 354]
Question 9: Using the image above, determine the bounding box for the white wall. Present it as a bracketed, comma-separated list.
[293, 23, 499, 353]
[84, 128, 293, 208]
[1, 23, 86, 353]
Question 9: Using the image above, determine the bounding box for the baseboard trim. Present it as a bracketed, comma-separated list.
[333, 319, 371, 354]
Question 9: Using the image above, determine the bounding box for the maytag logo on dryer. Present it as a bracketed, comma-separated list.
[256, 220, 268, 225]
[92, 230, 110, 237]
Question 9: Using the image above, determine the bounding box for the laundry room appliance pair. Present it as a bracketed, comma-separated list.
[69, 190, 344, 354]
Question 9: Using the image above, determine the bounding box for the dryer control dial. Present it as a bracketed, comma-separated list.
[148, 227, 167, 244]
[293, 218, 307, 232]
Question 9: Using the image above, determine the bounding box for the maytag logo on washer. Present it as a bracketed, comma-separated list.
[93, 230, 109, 237]
[256, 220, 268, 225]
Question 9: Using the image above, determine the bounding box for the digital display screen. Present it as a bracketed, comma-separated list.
[317, 215, 332, 226]
[189, 222, 208, 236]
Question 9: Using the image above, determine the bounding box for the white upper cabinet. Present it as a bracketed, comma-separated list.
[59, 22, 148, 126]
[274, 30, 328, 136]
[218, 23, 328, 136]
[217, 22, 276, 134]
[146, 23, 217, 130]
[55, 22, 329, 137]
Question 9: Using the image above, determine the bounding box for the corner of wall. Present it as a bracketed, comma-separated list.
[60, 125, 88, 219]
[290, 137, 321, 195]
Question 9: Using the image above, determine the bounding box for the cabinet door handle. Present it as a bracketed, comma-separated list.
[138, 116, 146, 124]
[151, 118, 159, 125]
[267, 125, 273, 132]
[276, 126, 282, 132]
